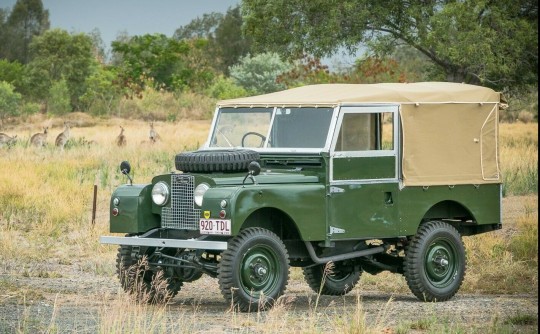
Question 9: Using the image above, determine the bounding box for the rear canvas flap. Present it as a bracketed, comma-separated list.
[401, 103, 501, 186]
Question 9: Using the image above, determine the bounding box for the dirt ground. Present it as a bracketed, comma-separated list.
[0, 196, 538, 333]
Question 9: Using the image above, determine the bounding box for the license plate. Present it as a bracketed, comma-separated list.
[199, 219, 231, 235]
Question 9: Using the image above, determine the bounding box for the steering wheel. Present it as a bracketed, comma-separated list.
[241, 131, 266, 147]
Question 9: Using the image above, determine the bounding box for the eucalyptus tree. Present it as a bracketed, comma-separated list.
[242, 0, 538, 90]
[1, 0, 50, 64]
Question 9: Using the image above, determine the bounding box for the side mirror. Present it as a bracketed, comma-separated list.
[248, 161, 261, 176]
[120, 161, 131, 175]
[119, 161, 133, 185]
[243, 161, 261, 185]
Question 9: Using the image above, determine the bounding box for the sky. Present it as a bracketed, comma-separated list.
[0, 0, 240, 48]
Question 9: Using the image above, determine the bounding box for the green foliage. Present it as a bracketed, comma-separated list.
[0, 81, 21, 124]
[24, 29, 96, 110]
[173, 7, 251, 76]
[47, 79, 70, 115]
[0, 59, 24, 88]
[242, 0, 538, 91]
[112, 34, 218, 95]
[229, 52, 292, 94]
[173, 12, 223, 39]
[0, 0, 50, 64]
[20, 101, 40, 115]
[80, 66, 122, 116]
[112, 34, 192, 94]
[206, 75, 248, 100]
[211, 6, 252, 75]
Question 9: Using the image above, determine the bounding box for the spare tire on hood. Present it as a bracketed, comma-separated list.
[175, 149, 260, 173]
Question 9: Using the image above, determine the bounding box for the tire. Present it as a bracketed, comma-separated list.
[404, 221, 466, 302]
[116, 245, 183, 304]
[175, 149, 260, 173]
[303, 262, 362, 296]
[218, 228, 289, 312]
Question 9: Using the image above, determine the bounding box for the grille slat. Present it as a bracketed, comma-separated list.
[161, 174, 200, 230]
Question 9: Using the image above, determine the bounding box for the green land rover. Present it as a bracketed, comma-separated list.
[100, 82, 505, 312]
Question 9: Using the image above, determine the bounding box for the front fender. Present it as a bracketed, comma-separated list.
[110, 184, 159, 233]
[230, 184, 326, 240]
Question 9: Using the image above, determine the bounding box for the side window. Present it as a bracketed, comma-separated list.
[335, 112, 394, 152]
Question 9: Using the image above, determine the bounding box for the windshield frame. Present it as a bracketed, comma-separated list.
[202, 106, 339, 153]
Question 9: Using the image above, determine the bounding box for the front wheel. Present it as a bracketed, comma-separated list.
[218, 228, 289, 312]
[404, 221, 466, 302]
[116, 245, 182, 304]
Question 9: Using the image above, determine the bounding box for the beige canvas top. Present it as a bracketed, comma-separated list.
[217, 82, 503, 107]
[218, 82, 504, 186]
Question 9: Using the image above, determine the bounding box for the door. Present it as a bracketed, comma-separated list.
[328, 105, 400, 240]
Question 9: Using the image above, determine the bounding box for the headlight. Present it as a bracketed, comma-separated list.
[194, 183, 210, 207]
[151, 182, 169, 206]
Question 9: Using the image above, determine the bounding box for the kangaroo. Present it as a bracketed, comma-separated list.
[149, 122, 161, 143]
[116, 126, 126, 147]
[30, 127, 48, 147]
[0, 133, 17, 148]
[55, 122, 71, 150]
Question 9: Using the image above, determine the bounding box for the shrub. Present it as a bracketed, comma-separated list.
[0, 81, 21, 126]
[229, 52, 292, 94]
[48, 79, 71, 115]
[20, 102, 41, 116]
[206, 76, 248, 100]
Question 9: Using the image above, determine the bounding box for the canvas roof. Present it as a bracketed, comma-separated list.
[218, 82, 503, 107]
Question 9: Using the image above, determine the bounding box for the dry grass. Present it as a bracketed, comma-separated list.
[0, 116, 210, 275]
[499, 122, 538, 195]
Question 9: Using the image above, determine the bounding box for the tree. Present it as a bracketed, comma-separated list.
[112, 34, 216, 95]
[173, 12, 223, 40]
[229, 52, 292, 94]
[80, 66, 123, 116]
[242, 0, 538, 91]
[1, 0, 50, 64]
[88, 28, 107, 64]
[47, 79, 70, 115]
[212, 6, 252, 75]
[0, 81, 21, 127]
[174, 7, 252, 75]
[23, 29, 96, 110]
[0, 59, 24, 89]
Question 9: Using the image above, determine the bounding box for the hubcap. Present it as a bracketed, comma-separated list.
[424, 239, 459, 288]
[240, 245, 280, 296]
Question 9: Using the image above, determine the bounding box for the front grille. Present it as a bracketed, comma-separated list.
[161, 174, 200, 230]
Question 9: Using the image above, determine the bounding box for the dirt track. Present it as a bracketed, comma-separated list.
[1, 195, 538, 333]
[0, 264, 537, 333]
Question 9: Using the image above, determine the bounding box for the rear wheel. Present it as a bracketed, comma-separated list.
[116, 245, 182, 304]
[218, 228, 289, 312]
[404, 221, 466, 302]
[303, 262, 362, 296]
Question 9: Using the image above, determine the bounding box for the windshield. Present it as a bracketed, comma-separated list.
[208, 107, 334, 149]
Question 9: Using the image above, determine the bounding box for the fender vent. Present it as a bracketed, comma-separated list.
[161, 174, 200, 230]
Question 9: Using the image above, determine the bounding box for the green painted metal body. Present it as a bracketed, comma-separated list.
[109, 184, 159, 233]
[110, 154, 501, 242]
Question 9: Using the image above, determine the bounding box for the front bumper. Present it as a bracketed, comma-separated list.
[99, 235, 228, 250]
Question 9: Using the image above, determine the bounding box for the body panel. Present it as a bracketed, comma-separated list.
[110, 184, 159, 233]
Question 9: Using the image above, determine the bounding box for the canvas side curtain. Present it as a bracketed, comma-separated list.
[401, 103, 501, 186]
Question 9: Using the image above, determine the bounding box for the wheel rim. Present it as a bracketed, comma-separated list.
[424, 238, 459, 288]
[240, 245, 281, 297]
[327, 270, 353, 283]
